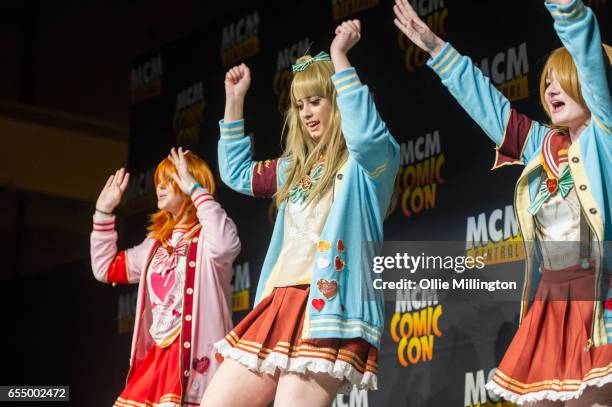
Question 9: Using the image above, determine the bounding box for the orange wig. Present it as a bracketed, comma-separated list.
[147, 152, 216, 243]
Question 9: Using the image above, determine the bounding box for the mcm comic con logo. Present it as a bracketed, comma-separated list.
[273, 37, 311, 114]
[393, 130, 445, 218]
[390, 288, 443, 367]
[174, 81, 206, 146]
[221, 11, 261, 66]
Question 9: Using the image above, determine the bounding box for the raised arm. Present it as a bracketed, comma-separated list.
[219, 64, 287, 197]
[330, 19, 399, 177]
[393, 0, 548, 167]
[546, 0, 611, 132]
[90, 168, 154, 284]
[168, 147, 241, 266]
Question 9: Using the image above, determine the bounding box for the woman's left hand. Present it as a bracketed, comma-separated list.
[168, 147, 198, 195]
[330, 19, 361, 57]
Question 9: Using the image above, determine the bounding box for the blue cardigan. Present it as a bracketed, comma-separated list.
[218, 67, 400, 348]
[427, 0, 611, 346]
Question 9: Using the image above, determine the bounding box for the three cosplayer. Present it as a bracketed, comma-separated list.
[90, 0, 610, 406]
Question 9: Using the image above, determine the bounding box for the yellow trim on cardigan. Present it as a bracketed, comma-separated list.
[221, 125, 244, 133]
[431, 48, 455, 71]
[592, 115, 611, 133]
[437, 54, 460, 75]
[336, 81, 360, 94]
[333, 73, 358, 85]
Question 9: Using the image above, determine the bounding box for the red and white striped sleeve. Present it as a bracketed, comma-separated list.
[90, 213, 153, 285]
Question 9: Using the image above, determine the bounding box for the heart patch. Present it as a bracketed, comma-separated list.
[335, 256, 345, 272]
[317, 279, 338, 300]
[317, 257, 330, 269]
[192, 356, 210, 374]
[150, 271, 176, 303]
[312, 298, 325, 311]
[337, 239, 344, 252]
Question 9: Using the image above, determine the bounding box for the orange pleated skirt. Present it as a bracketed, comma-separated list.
[215, 285, 378, 394]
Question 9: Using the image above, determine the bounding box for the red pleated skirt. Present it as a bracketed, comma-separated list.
[114, 336, 182, 407]
[215, 285, 378, 394]
[487, 263, 612, 404]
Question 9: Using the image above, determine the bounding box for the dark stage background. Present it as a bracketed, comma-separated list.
[1, 1, 610, 406]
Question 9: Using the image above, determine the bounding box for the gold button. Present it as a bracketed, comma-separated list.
[571, 157, 579, 163]
[189, 261, 196, 268]
[192, 237, 199, 243]
[184, 341, 191, 349]
[184, 370, 190, 377]
[589, 208, 597, 214]
[185, 315, 192, 322]
[186, 288, 194, 295]
[579, 185, 587, 191]
[112, 282, 117, 287]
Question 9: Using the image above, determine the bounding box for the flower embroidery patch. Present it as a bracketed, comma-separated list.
[317, 240, 331, 253]
[288, 162, 324, 204]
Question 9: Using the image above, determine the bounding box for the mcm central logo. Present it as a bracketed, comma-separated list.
[479, 42, 529, 101]
[231, 261, 251, 312]
[465, 205, 525, 265]
[221, 11, 261, 66]
[131, 54, 163, 104]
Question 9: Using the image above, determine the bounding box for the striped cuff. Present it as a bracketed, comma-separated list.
[426, 42, 461, 78]
[332, 67, 362, 95]
[192, 189, 213, 208]
[219, 119, 246, 140]
[546, 0, 586, 25]
[93, 215, 115, 232]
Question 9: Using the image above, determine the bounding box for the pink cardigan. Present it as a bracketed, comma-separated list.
[90, 188, 240, 405]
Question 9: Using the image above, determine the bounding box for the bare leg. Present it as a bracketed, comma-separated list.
[200, 358, 278, 407]
[273, 371, 342, 407]
[565, 383, 612, 407]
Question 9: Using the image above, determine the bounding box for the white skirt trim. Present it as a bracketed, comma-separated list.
[215, 338, 377, 394]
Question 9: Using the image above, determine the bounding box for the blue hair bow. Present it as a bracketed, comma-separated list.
[291, 51, 331, 72]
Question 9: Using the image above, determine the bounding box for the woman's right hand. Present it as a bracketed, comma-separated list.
[96, 168, 130, 214]
[224, 63, 251, 101]
[393, 0, 445, 57]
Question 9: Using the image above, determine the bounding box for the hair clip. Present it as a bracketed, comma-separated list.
[291, 51, 331, 72]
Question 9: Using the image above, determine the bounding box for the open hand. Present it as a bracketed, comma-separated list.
[393, 0, 444, 57]
[167, 147, 197, 195]
[96, 168, 130, 213]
